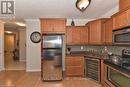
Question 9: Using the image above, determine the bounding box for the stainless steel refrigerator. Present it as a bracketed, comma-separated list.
[42, 35, 63, 81]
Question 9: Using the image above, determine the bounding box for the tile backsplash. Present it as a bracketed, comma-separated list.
[66, 45, 130, 55]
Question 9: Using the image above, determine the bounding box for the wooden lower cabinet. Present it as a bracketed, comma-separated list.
[65, 56, 84, 77]
[104, 82, 111, 87]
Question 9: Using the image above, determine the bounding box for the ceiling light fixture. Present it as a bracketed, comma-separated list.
[76, 0, 91, 12]
[15, 22, 26, 26]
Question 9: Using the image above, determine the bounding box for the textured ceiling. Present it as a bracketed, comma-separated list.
[3, 0, 119, 30]
[14, 0, 119, 19]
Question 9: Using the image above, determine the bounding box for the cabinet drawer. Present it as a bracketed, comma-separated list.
[66, 57, 75, 66]
[66, 66, 83, 76]
[75, 58, 83, 66]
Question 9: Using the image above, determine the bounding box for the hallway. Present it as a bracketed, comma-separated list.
[5, 53, 26, 70]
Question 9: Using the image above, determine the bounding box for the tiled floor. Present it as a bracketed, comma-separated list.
[0, 71, 102, 87]
[5, 54, 26, 70]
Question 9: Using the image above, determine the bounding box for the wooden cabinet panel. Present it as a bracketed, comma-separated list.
[65, 56, 84, 77]
[40, 18, 66, 33]
[66, 57, 75, 66]
[127, 9, 130, 24]
[101, 60, 105, 85]
[53, 19, 66, 32]
[119, 0, 130, 11]
[104, 82, 111, 87]
[89, 20, 102, 44]
[80, 27, 89, 44]
[103, 18, 113, 44]
[113, 11, 128, 30]
[66, 27, 73, 44]
[41, 19, 53, 32]
[66, 26, 88, 45]
[113, 8, 130, 30]
[72, 28, 81, 44]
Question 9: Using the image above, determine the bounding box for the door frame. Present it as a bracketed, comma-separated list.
[0, 21, 4, 71]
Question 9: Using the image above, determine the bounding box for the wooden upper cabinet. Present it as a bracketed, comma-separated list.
[66, 26, 89, 45]
[66, 27, 73, 44]
[113, 9, 130, 30]
[40, 18, 66, 33]
[89, 19, 106, 44]
[41, 19, 53, 32]
[119, 0, 130, 11]
[80, 27, 89, 44]
[103, 18, 113, 44]
[53, 19, 66, 32]
[72, 27, 81, 44]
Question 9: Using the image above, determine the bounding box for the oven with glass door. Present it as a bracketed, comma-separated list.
[104, 65, 130, 87]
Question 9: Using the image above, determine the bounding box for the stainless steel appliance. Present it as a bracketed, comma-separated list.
[105, 65, 130, 87]
[113, 27, 130, 44]
[109, 54, 122, 65]
[104, 49, 130, 87]
[85, 56, 101, 82]
[41, 35, 63, 81]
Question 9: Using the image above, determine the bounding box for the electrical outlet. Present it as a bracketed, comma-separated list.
[81, 46, 84, 50]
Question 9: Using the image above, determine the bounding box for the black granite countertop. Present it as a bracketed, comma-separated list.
[104, 60, 130, 77]
[66, 51, 106, 60]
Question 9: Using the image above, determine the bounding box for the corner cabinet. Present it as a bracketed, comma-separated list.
[113, 8, 130, 30]
[40, 18, 66, 34]
[65, 56, 84, 77]
[103, 18, 113, 44]
[66, 26, 89, 45]
[88, 19, 107, 44]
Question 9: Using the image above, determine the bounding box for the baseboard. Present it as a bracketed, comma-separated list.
[19, 60, 26, 62]
[26, 69, 41, 72]
[0, 67, 5, 71]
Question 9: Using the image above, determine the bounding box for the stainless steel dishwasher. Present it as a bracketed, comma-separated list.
[85, 56, 101, 82]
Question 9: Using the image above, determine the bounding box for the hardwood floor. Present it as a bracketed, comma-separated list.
[0, 71, 102, 87]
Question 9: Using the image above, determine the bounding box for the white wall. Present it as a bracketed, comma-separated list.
[66, 19, 94, 26]
[101, 5, 119, 18]
[19, 29, 26, 61]
[0, 21, 4, 71]
[26, 19, 41, 72]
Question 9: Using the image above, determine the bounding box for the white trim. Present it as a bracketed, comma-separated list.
[0, 67, 5, 71]
[19, 59, 26, 62]
[26, 69, 41, 72]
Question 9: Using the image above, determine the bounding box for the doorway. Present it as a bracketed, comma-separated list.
[4, 30, 26, 70]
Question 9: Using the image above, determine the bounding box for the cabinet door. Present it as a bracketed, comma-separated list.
[66, 27, 73, 44]
[89, 20, 102, 44]
[65, 56, 84, 77]
[72, 28, 81, 44]
[53, 19, 66, 33]
[41, 19, 53, 32]
[113, 11, 128, 30]
[119, 0, 130, 11]
[80, 27, 89, 44]
[127, 9, 130, 25]
[104, 19, 113, 44]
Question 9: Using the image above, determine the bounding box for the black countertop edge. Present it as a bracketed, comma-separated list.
[66, 54, 105, 60]
[104, 60, 130, 77]
[84, 55, 104, 59]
